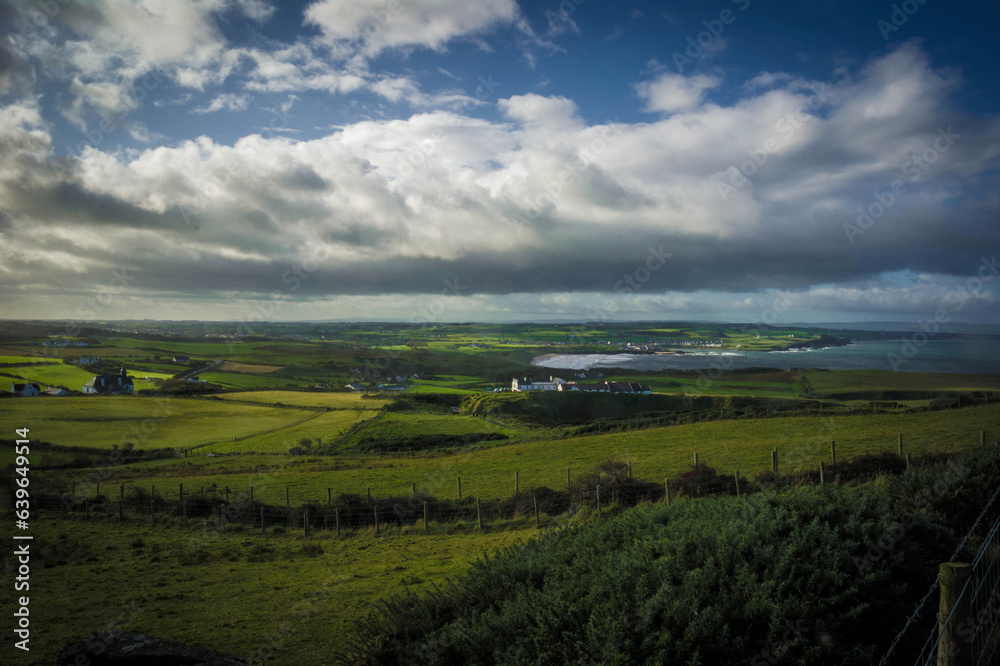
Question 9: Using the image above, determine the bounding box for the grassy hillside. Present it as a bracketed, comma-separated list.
[45, 402, 1000, 505]
[0, 396, 309, 451]
[15, 519, 535, 666]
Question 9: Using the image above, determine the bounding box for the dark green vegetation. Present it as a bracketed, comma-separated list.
[345, 448, 1000, 665]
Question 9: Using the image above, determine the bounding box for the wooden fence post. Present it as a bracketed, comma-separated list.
[327, 488, 332, 505]
[665, 479, 670, 505]
[771, 449, 778, 474]
[423, 502, 429, 530]
[627, 462, 632, 480]
[285, 486, 290, 507]
[515, 471, 519, 495]
[905, 453, 911, 471]
[411, 482, 416, 498]
[694, 452, 699, 466]
[200, 486, 204, 497]
[367, 487, 371, 502]
[567, 468, 571, 491]
[596, 484, 602, 517]
[533, 493, 539, 526]
[179, 484, 184, 506]
[476, 498, 482, 530]
[898, 433, 903, 457]
[374, 505, 379, 534]
[335, 508, 340, 536]
[981, 430, 986, 448]
[831, 441, 836, 465]
[96, 481, 100, 496]
[937, 562, 973, 666]
[735, 471, 741, 498]
[457, 477, 462, 499]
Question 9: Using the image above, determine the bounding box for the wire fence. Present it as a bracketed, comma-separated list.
[28, 441, 1000, 538]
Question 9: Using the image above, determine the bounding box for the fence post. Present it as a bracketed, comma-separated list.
[457, 477, 462, 499]
[905, 453, 911, 471]
[665, 479, 670, 505]
[412, 483, 416, 498]
[335, 508, 340, 536]
[771, 449, 778, 474]
[533, 493, 539, 526]
[820, 461, 826, 486]
[596, 484, 601, 517]
[981, 430, 986, 448]
[285, 486, 289, 507]
[367, 487, 371, 502]
[476, 498, 482, 530]
[96, 481, 100, 496]
[831, 441, 836, 465]
[567, 468, 571, 491]
[179, 483, 184, 506]
[694, 452, 699, 466]
[898, 433, 903, 457]
[423, 501, 429, 531]
[627, 462, 632, 480]
[200, 486, 204, 497]
[515, 471, 519, 495]
[327, 488, 332, 505]
[374, 505, 379, 534]
[937, 562, 973, 666]
[735, 471, 741, 498]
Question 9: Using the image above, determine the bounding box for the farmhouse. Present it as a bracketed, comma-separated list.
[345, 382, 367, 391]
[10, 382, 41, 397]
[82, 368, 134, 395]
[42, 387, 69, 396]
[173, 356, 191, 363]
[511, 376, 566, 391]
[72, 355, 100, 365]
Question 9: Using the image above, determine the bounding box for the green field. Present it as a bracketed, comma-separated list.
[805, 369, 1000, 396]
[48, 402, 1000, 505]
[0, 396, 309, 450]
[197, 372, 314, 388]
[16, 519, 535, 666]
[199, 409, 375, 454]
[210, 391, 389, 409]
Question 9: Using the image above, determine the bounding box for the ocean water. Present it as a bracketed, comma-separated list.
[533, 339, 1000, 374]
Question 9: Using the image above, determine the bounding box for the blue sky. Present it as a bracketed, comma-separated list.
[1, 0, 999, 325]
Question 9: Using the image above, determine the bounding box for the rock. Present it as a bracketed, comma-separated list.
[58, 630, 248, 665]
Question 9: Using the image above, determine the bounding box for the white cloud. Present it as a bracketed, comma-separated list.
[304, 0, 520, 58]
[635, 71, 721, 113]
[192, 92, 252, 114]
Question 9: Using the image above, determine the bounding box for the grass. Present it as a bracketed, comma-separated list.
[51, 402, 1000, 505]
[210, 391, 390, 409]
[0, 354, 61, 365]
[0, 396, 310, 451]
[336, 411, 514, 451]
[199, 410, 375, 454]
[14, 518, 537, 666]
[197, 372, 314, 388]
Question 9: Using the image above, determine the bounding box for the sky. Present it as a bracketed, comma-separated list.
[0, 0, 999, 326]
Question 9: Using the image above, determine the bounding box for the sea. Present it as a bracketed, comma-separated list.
[533, 339, 1000, 375]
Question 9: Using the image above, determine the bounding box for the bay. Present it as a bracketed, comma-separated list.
[533, 339, 1000, 374]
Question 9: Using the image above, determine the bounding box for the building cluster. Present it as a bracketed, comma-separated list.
[511, 377, 651, 394]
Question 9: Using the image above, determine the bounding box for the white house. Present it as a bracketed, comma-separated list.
[82, 368, 134, 395]
[345, 383, 367, 391]
[511, 376, 565, 391]
[10, 382, 41, 397]
[72, 355, 99, 365]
